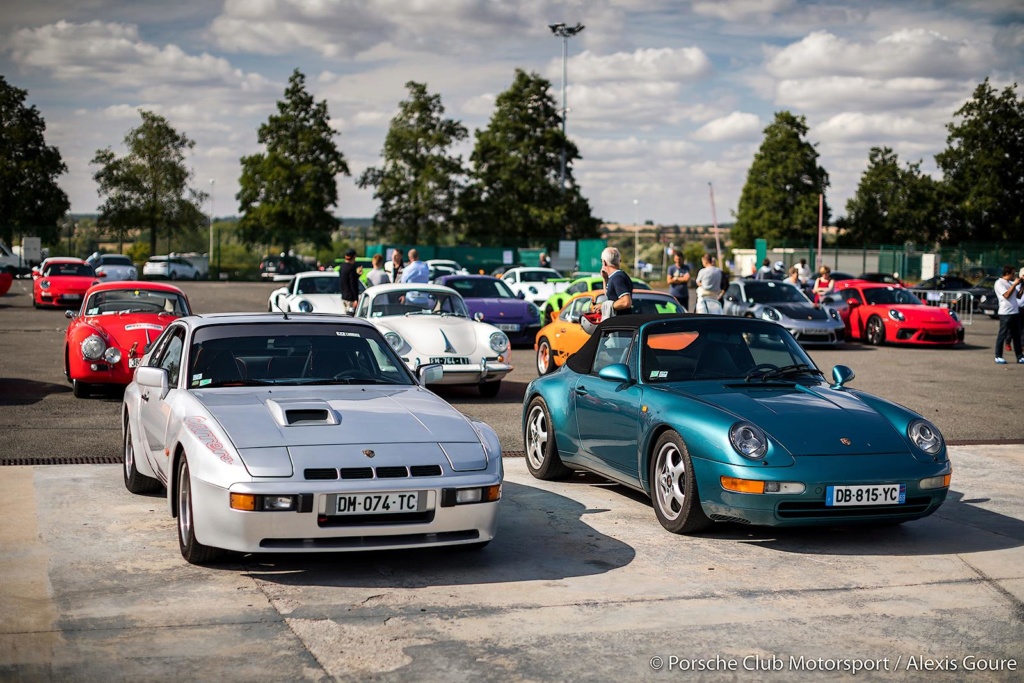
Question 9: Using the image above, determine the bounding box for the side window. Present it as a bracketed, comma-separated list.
[592, 330, 634, 373]
[726, 284, 740, 300]
[569, 282, 586, 294]
[504, 272, 517, 284]
[844, 290, 863, 305]
[156, 328, 185, 388]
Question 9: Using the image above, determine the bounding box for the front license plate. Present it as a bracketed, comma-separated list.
[63, 294, 81, 300]
[128, 357, 142, 368]
[429, 356, 470, 365]
[496, 323, 520, 332]
[826, 484, 905, 506]
[334, 491, 422, 515]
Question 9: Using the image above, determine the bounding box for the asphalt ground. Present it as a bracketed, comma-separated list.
[1, 279, 1023, 682]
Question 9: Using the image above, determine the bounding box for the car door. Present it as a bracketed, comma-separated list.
[843, 288, 867, 338]
[139, 325, 185, 465]
[573, 328, 643, 482]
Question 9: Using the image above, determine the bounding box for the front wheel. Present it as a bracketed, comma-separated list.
[523, 397, 571, 480]
[478, 380, 501, 398]
[177, 454, 228, 565]
[865, 315, 885, 345]
[124, 421, 161, 494]
[536, 337, 555, 375]
[650, 431, 711, 534]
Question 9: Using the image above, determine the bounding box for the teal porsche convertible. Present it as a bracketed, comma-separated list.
[522, 314, 951, 533]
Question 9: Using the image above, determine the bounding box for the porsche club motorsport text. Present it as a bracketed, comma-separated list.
[648, 654, 1018, 674]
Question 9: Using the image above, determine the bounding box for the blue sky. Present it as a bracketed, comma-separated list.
[2, 1, 1021, 227]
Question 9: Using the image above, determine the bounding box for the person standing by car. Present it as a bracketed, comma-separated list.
[539, 252, 551, 268]
[666, 251, 691, 311]
[797, 258, 812, 285]
[755, 258, 772, 280]
[812, 266, 835, 303]
[366, 253, 390, 287]
[400, 249, 429, 284]
[600, 247, 633, 318]
[386, 248, 404, 282]
[694, 253, 723, 314]
[993, 264, 1023, 364]
[338, 249, 361, 315]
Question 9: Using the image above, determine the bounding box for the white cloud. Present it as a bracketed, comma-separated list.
[566, 47, 712, 84]
[693, 112, 761, 141]
[692, 0, 795, 23]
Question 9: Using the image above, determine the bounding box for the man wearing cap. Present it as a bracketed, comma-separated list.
[338, 248, 361, 315]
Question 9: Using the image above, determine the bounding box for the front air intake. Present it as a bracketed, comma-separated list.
[286, 409, 330, 425]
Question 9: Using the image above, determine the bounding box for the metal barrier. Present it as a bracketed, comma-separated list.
[908, 289, 974, 325]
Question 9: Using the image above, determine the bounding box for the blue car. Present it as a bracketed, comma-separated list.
[434, 274, 543, 347]
[522, 314, 951, 533]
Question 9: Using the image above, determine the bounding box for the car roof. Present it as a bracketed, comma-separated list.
[565, 313, 695, 373]
[175, 312, 379, 331]
[46, 257, 86, 264]
[363, 282, 459, 295]
[435, 274, 499, 282]
[86, 281, 187, 295]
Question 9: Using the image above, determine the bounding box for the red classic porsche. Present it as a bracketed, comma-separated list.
[64, 281, 192, 397]
[836, 282, 964, 346]
[33, 258, 101, 309]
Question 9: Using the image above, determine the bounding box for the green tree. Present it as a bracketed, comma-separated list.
[358, 82, 467, 245]
[732, 112, 830, 248]
[460, 68, 600, 247]
[935, 78, 1024, 243]
[92, 110, 207, 256]
[843, 147, 938, 245]
[237, 70, 349, 254]
[0, 76, 70, 246]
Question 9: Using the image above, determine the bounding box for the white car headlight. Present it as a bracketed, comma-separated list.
[41, 280, 51, 289]
[384, 331, 403, 351]
[103, 347, 122, 364]
[761, 307, 780, 322]
[888, 309, 905, 322]
[730, 422, 768, 460]
[908, 419, 943, 455]
[81, 335, 105, 360]
[489, 332, 509, 353]
[297, 300, 313, 313]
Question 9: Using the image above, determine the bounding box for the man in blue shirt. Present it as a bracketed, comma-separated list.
[399, 249, 429, 283]
[666, 251, 690, 310]
[601, 246, 633, 317]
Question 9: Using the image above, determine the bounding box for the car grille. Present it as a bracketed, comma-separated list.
[260, 529, 479, 548]
[317, 510, 436, 527]
[303, 465, 443, 480]
[776, 497, 933, 518]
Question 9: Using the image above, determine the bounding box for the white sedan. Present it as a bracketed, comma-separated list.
[268, 271, 350, 314]
[499, 267, 571, 307]
[122, 314, 503, 564]
[354, 283, 512, 397]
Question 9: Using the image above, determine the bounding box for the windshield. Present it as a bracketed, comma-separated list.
[443, 278, 516, 299]
[863, 287, 922, 305]
[294, 275, 340, 295]
[187, 323, 414, 388]
[520, 269, 563, 283]
[641, 318, 818, 382]
[742, 281, 809, 304]
[85, 289, 190, 316]
[367, 289, 469, 317]
[44, 262, 94, 277]
[101, 255, 133, 267]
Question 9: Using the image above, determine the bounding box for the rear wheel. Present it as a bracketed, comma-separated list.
[524, 397, 571, 480]
[865, 315, 885, 345]
[177, 454, 228, 565]
[478, 380, 501, 398]
[536, 337, 555, 375]
[123, 422, 161, 494]
[650, 431, 711, 534]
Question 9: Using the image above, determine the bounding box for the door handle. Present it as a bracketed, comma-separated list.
[575, 386, 588, 396]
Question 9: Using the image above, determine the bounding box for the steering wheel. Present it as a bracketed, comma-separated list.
[331, 370, 360, 380]
[748, 363, 779, 373]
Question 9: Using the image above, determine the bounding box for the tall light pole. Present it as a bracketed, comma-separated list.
[633, 198, 640, 272]
[208, 178, 215, 278]
[548, 22, 584, 196]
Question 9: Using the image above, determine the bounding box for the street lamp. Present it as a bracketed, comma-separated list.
[633, 198, 640, 272]
[208, 179, 215, 279]
[548, 22, 584, 194]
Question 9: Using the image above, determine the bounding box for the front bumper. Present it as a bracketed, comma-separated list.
[784, 320, 846, 346]
[888, 320, 964, 345]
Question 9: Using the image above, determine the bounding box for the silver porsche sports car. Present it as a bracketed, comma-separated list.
[121, 313, 503, 564]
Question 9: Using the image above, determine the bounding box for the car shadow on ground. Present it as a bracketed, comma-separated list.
[433, 379, 531, 404]
[0, 377, 71, 405]
[231, 481, 635, 586]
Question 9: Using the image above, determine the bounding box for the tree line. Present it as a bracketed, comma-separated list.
[1, 71, 1021, 258]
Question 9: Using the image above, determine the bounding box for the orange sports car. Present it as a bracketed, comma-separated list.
[534, 289, 684, 374]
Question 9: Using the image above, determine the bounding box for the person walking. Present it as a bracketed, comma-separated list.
[338, 248, 361, 315]
[694, 253, 723, 314]
[399, 249, 429, 283]
[666, 251, 691, 311]
[366, 253, 390, 287]
[600, 247, 633, 318]
[993, 264, 1024, 364]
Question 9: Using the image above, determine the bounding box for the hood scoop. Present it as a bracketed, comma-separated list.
[266, 399, 339, 426]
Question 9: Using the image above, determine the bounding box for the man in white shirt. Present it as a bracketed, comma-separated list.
[993, 264, 1024, 364]
[694, 253, 723, 314]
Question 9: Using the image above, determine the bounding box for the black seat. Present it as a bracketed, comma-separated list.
[191, 348, 242, 385]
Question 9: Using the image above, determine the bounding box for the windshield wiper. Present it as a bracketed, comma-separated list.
[745, 363, 824, 382]
[197, 379, 275, 388]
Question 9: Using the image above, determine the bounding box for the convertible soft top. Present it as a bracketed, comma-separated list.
[566, 313, 695, 374]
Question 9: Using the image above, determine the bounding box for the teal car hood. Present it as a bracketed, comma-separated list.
[678, 383, 907, 456]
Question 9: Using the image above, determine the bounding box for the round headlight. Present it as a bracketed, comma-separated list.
[761, 307, 780, 322]
[384, 331, 403, 351]
[888, 309, 905, 322]
[103, 347, 122, 364]
[489, 332, 509, 353]
[81, 335, 105, 360]
[41, 280, 51, 289]
[297, 300, 313, 313]
[730, 422, 768, 460]
[908, 419, 943, 455]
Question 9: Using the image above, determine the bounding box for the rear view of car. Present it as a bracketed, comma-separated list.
[143, 256, 199, 280]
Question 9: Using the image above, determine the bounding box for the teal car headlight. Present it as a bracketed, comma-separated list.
[908, 419, 943, 455]
[761, 307, 780, 322]
[730, 422, 768, 460]
[489, 332, 509, 353]
[296, 300, 313, 313]
[888, 308, 905, 322]
[81, 335, 105, 360]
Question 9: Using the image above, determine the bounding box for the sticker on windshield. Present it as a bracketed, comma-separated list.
[650, 370, 668, 379]
[336, 331, 359, 337]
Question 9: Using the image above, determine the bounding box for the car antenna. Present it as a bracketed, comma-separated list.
[282, 310, 289, 320]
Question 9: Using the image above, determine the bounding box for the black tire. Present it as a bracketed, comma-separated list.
[523, 397, 572, 480]
[650, 431, 711, 534]
[544, 304, 555, 323]
[64, 349, 71, 383]
[865, 315, 885, 346]
[123, 421, 161, 494]
[169, 271, 177, 281]
[72, 378, 90, 398]
[176, 454, 228, 565]
[478, 380, 501, 398]
[536, 337, 556, 375]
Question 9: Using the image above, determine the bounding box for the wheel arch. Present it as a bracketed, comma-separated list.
[169, 443, 187, 518]
[639, 422, 681, 495]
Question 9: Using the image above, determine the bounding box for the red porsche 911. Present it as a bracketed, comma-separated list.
[836, 282, 964, 346]
[33, 257, 101, 309]
[64, 281, 192, 397]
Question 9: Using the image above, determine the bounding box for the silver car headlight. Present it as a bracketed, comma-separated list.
[908, 419, 943, 455]
[81, 335, 105, 360]
[296, 300, 313, 313]
[384, 331, 403, 351]
[41, 280, 51, 289]
[489, 332, 509, 353]
[103, 347, 122, 364]
[827, 307, 840, 321]
[948, 309, 960, 322]
[888, 308, 905, 322]
[761, 307, 780, 322]
[730, 422, 768, 460]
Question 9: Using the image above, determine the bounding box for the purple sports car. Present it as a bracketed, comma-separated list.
[434, 274, 542, 346]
